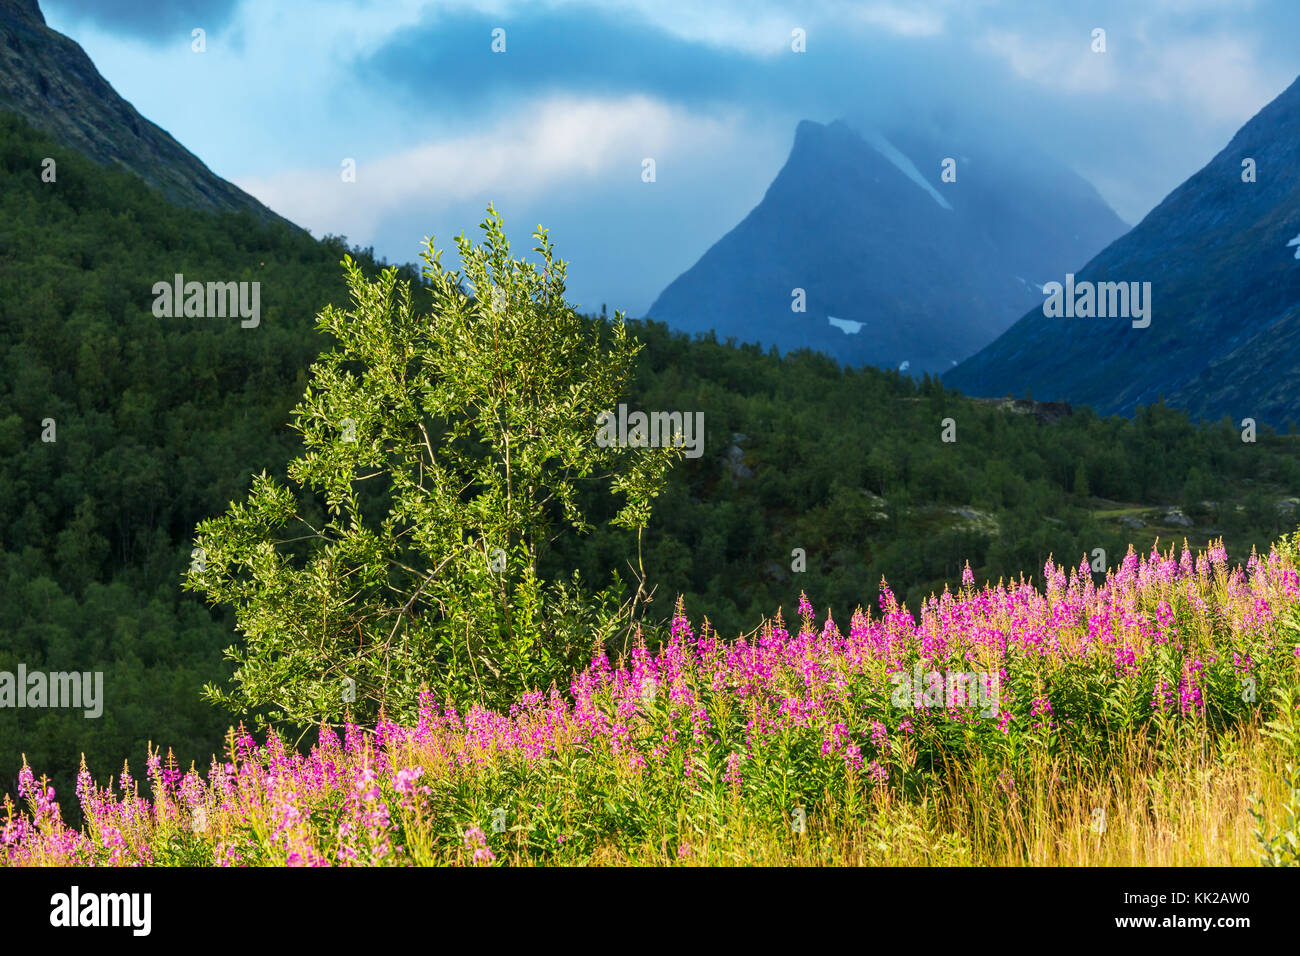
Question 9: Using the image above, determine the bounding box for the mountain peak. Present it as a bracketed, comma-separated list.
[789, 118, 861, 156]
[647, 116, 1126, 375]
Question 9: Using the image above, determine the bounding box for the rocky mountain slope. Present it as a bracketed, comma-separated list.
[0, 0, 290, 224]
[947, 75, 1300, 426]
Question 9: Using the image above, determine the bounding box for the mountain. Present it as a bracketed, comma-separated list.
[946, 75, 1300, 426]
[645, 118, 1127, 376]
[0, 0, 289, 224]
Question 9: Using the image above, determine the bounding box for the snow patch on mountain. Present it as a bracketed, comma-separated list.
[865, 132, 953, 211]
[827, 315, 864, 334]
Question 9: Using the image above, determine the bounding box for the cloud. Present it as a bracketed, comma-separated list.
[978, 24, 1282, 123]
[355, 1, 1018, 134]
[977, 30, 1116, 95]
[1140, 34, 1282, 122]
[43, 0, 242, 42]
[235, 94, 746, 239]
[357, 4, 759, 110]
[846, 2, 950, 38]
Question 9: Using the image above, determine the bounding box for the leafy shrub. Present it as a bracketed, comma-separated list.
[186, 208, 680, 725]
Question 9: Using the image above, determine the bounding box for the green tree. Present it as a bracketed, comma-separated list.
[186, 208, 681, 727]
[1182, 466, 1209, 517]
[1072, 460, 1090, 499]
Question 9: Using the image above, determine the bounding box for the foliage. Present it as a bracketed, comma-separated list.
[551, 324, 1300, 636]
[185, 209, 680, 725]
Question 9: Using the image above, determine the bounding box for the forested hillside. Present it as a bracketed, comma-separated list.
[0, 113, 416, 804]
[3, 110, 1298, 810]
[553, 323, 1300, 637]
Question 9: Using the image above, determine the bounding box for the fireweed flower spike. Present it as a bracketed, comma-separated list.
[798, 591, 813, 620]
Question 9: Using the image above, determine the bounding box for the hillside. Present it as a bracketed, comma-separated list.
[0, 111, 406, 810]
[0, 0, 290, 224]
[946, 74, 1300, 425]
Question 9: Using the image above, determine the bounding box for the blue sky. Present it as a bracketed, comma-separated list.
[42, 0, 1300, 315]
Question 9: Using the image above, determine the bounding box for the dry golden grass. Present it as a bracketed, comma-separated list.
[557, 721, 1296, 866]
